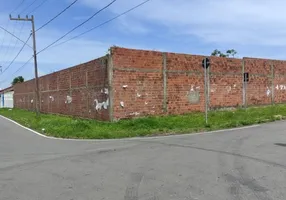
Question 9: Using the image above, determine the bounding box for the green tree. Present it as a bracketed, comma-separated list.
[226, 49, 237, 57]
[211, 49, 237, 58]
[211, 49, 228, 57]
[211, 49, 221, 56]
[12, 76, 24, 85]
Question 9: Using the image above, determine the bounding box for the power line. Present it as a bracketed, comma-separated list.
[37, 0, 117, 55]
[8, 22, 27, 62]
[20, 0, 39, 14]
[55, 0, 151, 47]
[1, 34, 32, 74]
[6, 0, 151, 81]
[1, 56, 33, 83]
[0, 22, 10, 59]
[0, 0, 25, 66]
[36, 0, 79, 32]
[10, 0, 25, 14]
[0, 21, 19, 66]
[0, 26, 33, 49]
[28, 0, 51, 14]
[1, 0, 27, 62]
[10, 56, 33, 77]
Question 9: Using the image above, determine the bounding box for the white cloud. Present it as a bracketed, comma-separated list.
[79, 0, 286, 46]
[116, 16, 150, 34]
[2, 0, 286, 88]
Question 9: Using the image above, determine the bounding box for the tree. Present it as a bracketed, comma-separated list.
[226, 49, 237, 58]
[12, 76, 24, 85]
[211, 49, 228, 57]
[211, 49, 238, 58]
[211, 49, 221, 56]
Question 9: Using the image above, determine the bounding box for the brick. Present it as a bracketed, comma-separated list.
[13, 47, 286, 122]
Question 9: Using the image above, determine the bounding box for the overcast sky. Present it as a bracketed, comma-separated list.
[0, 0, 285, 88]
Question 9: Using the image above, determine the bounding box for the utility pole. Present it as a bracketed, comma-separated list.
[9, 15, 40, 116]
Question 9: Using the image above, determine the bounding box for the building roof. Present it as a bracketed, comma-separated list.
[0, 86, 14, 93]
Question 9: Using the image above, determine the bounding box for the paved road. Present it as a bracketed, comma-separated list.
[1, 117, 286, 200]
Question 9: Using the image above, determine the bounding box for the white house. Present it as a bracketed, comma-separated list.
[0, 87, 14, 108]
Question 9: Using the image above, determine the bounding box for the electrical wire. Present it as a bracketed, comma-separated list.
[10, 0, 25, 14]
[36, 0, 79, 32]
[0, 0, 27, 68]
[55, 0, 151, 47]
[19, 0, 39, 15]
[0, 21, 19, 67]
[1, 56, 33, 83]
[1, 34, 32, 74]
[6, 0, 151, 80]
[28, 0, 51, 14]
[37, 0, 117, 55]
[8, 22, 27, 62]
[10, 56, 33, 77]
[0, 23, 10, 59]
[0, 26, 33, 49]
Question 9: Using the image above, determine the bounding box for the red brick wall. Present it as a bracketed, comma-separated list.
[244, 58, 272, 106]
[272, 60, 286, 103]
[110, 47, 286, 120]
[13, 47, 286, 121]
[111, 48, 164, 120]
[14, 56, 110, 121]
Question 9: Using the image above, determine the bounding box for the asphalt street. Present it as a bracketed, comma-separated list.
[0, 116, 286, 200]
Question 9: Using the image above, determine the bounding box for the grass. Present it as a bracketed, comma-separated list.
[0, 105, 286, 139]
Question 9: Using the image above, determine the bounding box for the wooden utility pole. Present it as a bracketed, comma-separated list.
[9, 15, 40, 116]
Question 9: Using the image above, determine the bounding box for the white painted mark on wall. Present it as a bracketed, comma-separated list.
[276, 84, 286, 91]
[101, 88, 109, 94]
[120, 101, 125, 108]
[188, 85, 200, 104]
[266, 87, 271, 97]
[94, 98, 109, 111]
[65, 96, 72, 104]
[49, 96, 54, 102]
[226, 86, 232, 93]
[129, 112, 140, 116]
[210, 84, 217, 93]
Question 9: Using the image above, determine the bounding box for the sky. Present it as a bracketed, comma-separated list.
[0, 0, 286, 88]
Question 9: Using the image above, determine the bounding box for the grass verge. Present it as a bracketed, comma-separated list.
[0, 105, 286, 139]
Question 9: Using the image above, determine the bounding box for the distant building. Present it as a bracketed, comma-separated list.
[0, 87, 14, 108]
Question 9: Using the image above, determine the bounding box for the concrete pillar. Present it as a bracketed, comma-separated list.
[107, 54, 114, 122]
[162, 53, 168, 113]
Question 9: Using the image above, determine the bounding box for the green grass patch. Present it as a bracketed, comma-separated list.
[1, 105, 286, 139]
